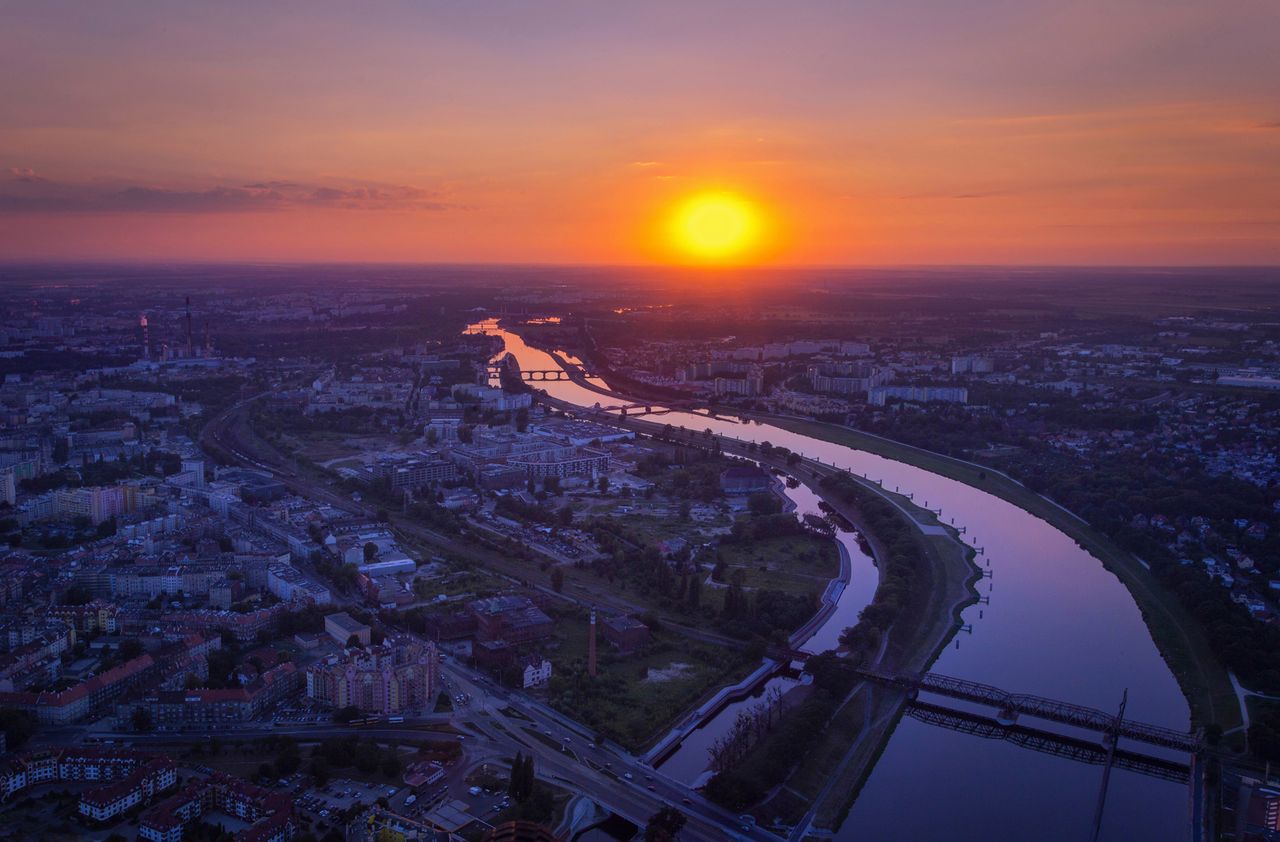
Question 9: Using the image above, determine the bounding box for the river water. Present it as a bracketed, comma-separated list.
[474, 321, 1190, 842]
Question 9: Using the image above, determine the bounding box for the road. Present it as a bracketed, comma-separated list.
[195, 393, 785, 839]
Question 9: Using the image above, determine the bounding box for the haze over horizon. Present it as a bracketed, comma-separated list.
[2, 1, 1278, 266]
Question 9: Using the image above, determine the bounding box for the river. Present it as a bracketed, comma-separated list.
[473, 320, 1190, 841]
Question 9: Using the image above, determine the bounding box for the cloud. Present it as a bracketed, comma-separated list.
[0, 175, 449, 214]
[1257, 121, 1280, 129]
[899, 190, 1010, 200]
[7, 167, 43, 182]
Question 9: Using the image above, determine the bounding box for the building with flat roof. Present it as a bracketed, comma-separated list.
[324, 611, 371, 647]
[720, 465, 770, 495]
[468, 596, 553, 646]
[601, 615, 650, 654]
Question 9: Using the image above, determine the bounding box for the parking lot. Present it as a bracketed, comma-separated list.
[297, 777, 402, 818]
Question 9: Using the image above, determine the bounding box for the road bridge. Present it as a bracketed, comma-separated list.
[859, 668, 1198, 752]
[486, 363, 582, 381]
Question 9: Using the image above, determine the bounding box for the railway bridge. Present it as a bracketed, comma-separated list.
[858, 668, 1199, 753]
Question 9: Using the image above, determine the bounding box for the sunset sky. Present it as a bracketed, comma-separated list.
[2, 1, 1278, 265]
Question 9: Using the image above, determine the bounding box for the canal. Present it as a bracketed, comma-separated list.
[474, 320, 1190, 841]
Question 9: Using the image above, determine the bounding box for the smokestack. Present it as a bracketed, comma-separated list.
[185, 296, 193, 357]
[588, 609, 597, 677]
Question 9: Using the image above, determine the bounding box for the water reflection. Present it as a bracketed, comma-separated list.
[470, 320, 1190, 841]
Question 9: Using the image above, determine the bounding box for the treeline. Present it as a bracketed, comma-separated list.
[256, 405, 399, 435]
[21, 450, 183, 494]
[1017, 449, 1280, 698]
[704, 652, 861, 809]
[820, 472, 933, 658]
[495, 495, 573, 528]
[583, 513, 813, 642]
[704, 472, 934, 810]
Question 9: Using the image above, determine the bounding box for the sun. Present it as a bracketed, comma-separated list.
[669, 191, 762, 261]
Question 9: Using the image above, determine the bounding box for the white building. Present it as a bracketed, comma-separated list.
[522, 657, 552, 689]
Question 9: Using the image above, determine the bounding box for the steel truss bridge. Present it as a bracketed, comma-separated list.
[907, 701, 1190, 783]
[859, 668, 1199, 753]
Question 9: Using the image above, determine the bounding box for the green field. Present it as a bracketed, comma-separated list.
[717, 532, 839, 595]
[542, 605, 755, 748]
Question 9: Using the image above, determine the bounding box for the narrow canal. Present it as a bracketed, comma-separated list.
[473, 320, 1191, 842]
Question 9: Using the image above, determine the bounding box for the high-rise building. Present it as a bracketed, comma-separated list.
[305, 637, 439, 714]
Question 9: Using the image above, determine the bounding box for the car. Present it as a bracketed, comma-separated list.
[682, 798, 692, 805]
[623, 772, 633, 780]
[588, 743, 597, 749]
[647, 785, 656, 791]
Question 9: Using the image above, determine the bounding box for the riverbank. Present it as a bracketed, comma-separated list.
[774, 462, 981, 832]
[535, 391, 981, 826]
[757, 413, 1240, 736]
[539, 335, 1235, 736]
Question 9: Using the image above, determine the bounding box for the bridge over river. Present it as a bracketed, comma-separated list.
[858, 668, 1199, 753]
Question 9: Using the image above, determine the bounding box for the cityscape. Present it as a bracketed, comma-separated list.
[2, 4, 1279, 842]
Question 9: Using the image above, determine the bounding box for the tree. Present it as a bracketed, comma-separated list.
[363, 541, 378, 561]
[346, 633, 364, 649]
[597, 475, 610, 494]
[0, 708, 36, 750]
[274, 741, 301, 777]
[508, 751, 525, 798]
[62, 584, 92, 606]
[645, 806, 687, 842]
[687, 574, 702, 610]
[334, 705, 361, 723]
[509, 752, 535, 802]
[309, 755, 331, 786]
[550, 567, 564, 593]
[748, 492, 781, 517]
[131, 706, 154, 733]
[119, 637, 145, 661]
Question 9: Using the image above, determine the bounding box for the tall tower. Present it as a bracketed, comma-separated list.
[184, 296, 194, 357]
[139, 314, 150, 360]
[587, 609, 598, 678]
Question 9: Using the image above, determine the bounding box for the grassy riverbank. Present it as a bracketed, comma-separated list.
[762, 414, 1241, 735]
